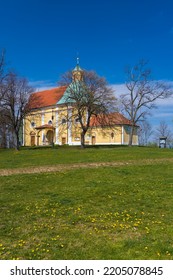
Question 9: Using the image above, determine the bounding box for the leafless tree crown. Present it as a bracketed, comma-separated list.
[59, 70, 117, 147]
[120, 60, 173, 145]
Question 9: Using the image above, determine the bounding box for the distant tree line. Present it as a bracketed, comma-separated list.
[138, 119, 173, 147]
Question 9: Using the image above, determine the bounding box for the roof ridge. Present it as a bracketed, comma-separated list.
[35, 85, 67, 94]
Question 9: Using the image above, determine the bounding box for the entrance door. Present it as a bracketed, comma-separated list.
[62, 137, 66, 145]
[92, 136, 96, 145]
[31, 135, 35, 146]
[46, 130, 54, 145]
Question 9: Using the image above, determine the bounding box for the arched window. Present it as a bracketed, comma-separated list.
[111, 132, 114, 139]
[48, 120, 52, 125]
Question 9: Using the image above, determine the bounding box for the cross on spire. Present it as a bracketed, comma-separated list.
[77, 54, 80, 66]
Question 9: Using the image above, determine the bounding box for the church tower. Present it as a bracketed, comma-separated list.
[72, 57, 84, 81]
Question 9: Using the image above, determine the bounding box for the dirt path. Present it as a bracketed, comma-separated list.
[0, 157, 173, 176]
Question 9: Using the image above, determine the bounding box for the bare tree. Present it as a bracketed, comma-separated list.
[0, 49, 9, 147]
[59, 69, 117, 148]
[0, 108, 8, 147]
[2, 72, 34, 150]
[120, 60, 173, 146]
[154, 120, 173, 146]
[138, 119, 153, 146]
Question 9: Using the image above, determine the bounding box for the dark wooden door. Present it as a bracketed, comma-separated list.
[92, 136, 96, 145]
[62, 137, 66, 145]
[31, 135, 35, 146]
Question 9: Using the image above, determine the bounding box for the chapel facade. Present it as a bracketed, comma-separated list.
[23, 63, 138, 146]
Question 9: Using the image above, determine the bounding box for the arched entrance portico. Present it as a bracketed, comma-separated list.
[35, 124, 55, 146]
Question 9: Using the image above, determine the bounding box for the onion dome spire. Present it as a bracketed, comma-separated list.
[72, 55, 84, 81]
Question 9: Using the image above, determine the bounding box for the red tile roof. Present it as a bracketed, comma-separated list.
[28, 86, 67, 109]
[90, 112, 133, 126]
[35, 124, 55, 130]
[28, 88, 134, 127]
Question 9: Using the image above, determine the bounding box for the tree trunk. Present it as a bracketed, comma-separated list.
[15, 132, 20, 151]
[1, 127, 7, 148]
[128, 125, 135, 146]
[81, 130, 86, 148]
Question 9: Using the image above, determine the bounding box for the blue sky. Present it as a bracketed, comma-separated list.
[1, 0, 173, 130]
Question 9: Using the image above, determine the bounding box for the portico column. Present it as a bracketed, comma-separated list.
[55, 111, 59, 144]
[41, 110, 45, 144]
[67, 108, 72, 145]
[121, 126, 124, 145]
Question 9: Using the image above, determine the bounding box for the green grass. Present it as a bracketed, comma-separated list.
[0, 146, 173, 169]
[0, 147, 173, 260]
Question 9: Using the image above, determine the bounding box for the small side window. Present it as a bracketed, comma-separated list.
[62, 118, 66, 124]
[48, 120, 52, 125]
[31, 121, 36, 128]
[75, 118, 80, 123]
